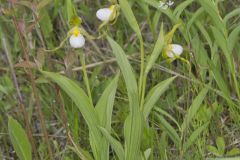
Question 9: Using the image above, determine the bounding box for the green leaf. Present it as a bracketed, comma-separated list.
[65, 0, 76, 22]
[143, 76, 176, 119]
[107, 37, 138, 100]
[144, 24, 164, 75]
[107, 36, 142, 160]
[39, 9, 53, 38]
[99, 127, 125, 160]
[226, 148, 240, 156]
[8, 117, 32, 160]
[173, 0, 194, 19]
[211, 26, 233, 72]
[228, 25, 240, 52]
[183, 122, 209, 152]
[95, 73, 119, 130]
[195, 21, 213, 47]
[95, 74, 119, 159]
[182, 88, 208, 131]
[209, 62, 231, 99]
[223, 8, 240, 25]
[187, 8, 204, 31]
[137, 0, 150, 16]
[154, 107, 181, 130]
[198, 0, 226, 34]
[155, 114, 180, 147]
[119, 0, 142, 39]
[41, 71, 102, 159]
[208, 145, 222, 157]
[216, 137, 225, 155]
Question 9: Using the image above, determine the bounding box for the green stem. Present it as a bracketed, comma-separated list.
[79, 52, 93, 106]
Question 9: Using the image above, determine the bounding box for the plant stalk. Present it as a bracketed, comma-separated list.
[79, 52, 93, 106]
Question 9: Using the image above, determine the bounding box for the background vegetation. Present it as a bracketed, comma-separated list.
[0, 0, 240, 159]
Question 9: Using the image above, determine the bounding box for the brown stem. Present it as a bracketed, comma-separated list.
[2, 35, 39, 159]
[8, 1, 54, 159]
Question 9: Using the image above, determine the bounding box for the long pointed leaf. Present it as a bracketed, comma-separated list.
[182, 88, 208, 131]
[107, 36, 142, 160]
[155, 114, 180, 147]
[8, 117, 32, 160]
[143, 76, 176, 119]
[95, 74, 119, 160]
[41, 71, 102, 159]
[183, 122, 209, 152]
[99, 127, 125, 160]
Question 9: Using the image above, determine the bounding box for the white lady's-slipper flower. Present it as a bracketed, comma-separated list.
[96, 5, 114, 21]
[166, 44, 183, 58]
[69, 27, 85, 48]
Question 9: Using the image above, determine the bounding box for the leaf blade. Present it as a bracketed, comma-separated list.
[8, 117, 32, 160]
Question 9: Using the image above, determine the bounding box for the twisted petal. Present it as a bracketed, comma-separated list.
[69, 34, 85, 48]
[96, 8, 113, 21]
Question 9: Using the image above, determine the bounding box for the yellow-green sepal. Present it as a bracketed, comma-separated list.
[69, 15, 82, 27]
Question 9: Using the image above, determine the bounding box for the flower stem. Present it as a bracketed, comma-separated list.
[79, 52, 93, 106]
